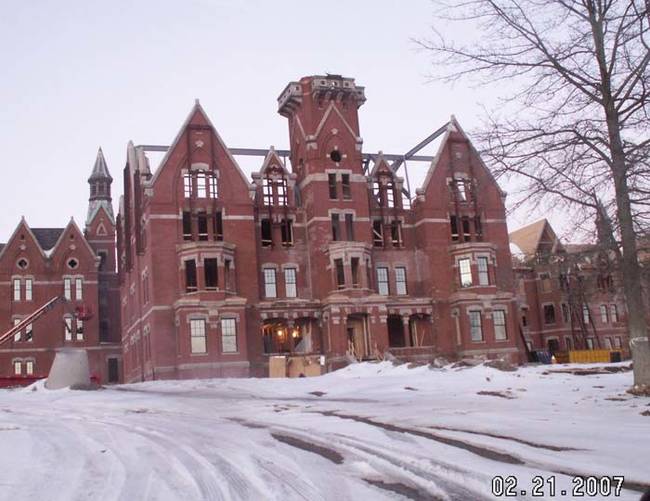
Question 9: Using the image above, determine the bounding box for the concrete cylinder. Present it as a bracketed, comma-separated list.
[46, 348, 91, 390]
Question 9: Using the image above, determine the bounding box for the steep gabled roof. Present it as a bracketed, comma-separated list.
[31, 228, 65, 251]
[369, 153, 394, 177]
[258, 146, 290, 176]
[88, 147, 113, 182]
[509, 219, 564, 257]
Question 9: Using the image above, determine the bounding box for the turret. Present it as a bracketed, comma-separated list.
[86, 147, 114, 227]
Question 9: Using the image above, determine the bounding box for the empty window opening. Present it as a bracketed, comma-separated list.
[67, 258, 79, 269]
[547, 338, 560, 353]
[600, 304, 608, 323]
[182, 211, 192, 241]
[214, 211, 223, 241]
[372, 181, 381, 204]
[450, 215, 459, 242]
[345, 214, 354, 241]
[390, 220, 402, 247]
[196, 172, 208, 198]
[372, 220, 384, 247]
[107, 358, 119, 383]
[341, 174, 351, 199]
[387, 315, 405, 347]
[263, 268, 277, 298]
[329, 150, 342, 163]
[477, 257, 489, 286]
[98, 251, 108, 271]
[474, 216, 483, 240]
[493, 310, 507, 340]
[610, 304, 618, 322]
[281, 219, 293, 246]
[469, 311, 483, 341]
[204, 258, 218, 289]
[224, 259, 232, 291]
[25, 324, 33, 342]
[543, 304, 556, 324]
[328, 173, 337, 199]
[351, 258, 360, 288]
[331, 214, 340, 241]
[335, 259, 345, 289]
[261, 219, 272, 247]
[276, 179, 288, 206]
[461, 216, 471, 241]
[376, 267, 389, 295]
[190, 319, 207, 354]
[561, 303, 570, 323]
[285, 268, 297, 298]
[395, 267, 407, 295]
[185, 259, 197, 292]
[197, 212, 208, 241]
[565, 336, 573, 350]
[386, 182, 395, 208]
[458, 258, 472, 287]
[262, 177, 273, 206]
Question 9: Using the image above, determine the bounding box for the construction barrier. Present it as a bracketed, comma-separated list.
[568, 350, 622, 363]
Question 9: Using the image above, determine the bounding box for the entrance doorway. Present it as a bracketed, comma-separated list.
[346, 315, 370, 359]
[387, 315, 405, 347]
[107, 358, 119, 383]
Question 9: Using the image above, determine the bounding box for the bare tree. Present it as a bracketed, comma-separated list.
[419, 0, 650, 387]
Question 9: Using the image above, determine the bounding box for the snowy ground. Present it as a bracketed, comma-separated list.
[0, 362, 648, 501]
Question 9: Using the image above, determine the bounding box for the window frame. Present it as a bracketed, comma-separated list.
[190, 318, 207, 354]
[263, 268, 277, 298]
[493, 309, 507, 340]
[395, 266, 407, 295]
[284, 268, 297, 298]
[13, 278, 20, 301]
[376, 267, 389, 296]
[469, 310, 483, 341]
[221, 318, 238, 353]
[458, 258, 472, 287]
[477, 256, 489, 286]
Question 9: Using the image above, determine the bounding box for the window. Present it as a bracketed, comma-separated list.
[263, 268, 277, 298]
[64, 317, 73, 341]
[98, 251, 107, 271]
[25, 324, 33, 342]
[610, 304, 618, 323]
[204, 258, 218, 289]
[586, 338, 594, 350]
[474, 216, 483, 241]
[221, 318, 237, 353]
[561, 303, 570, 323]
[335, 259, 345, 289]
[331, 214, 340, 241]
[462, 216, 471, 241]
[450, 215, 459, 242]
[25, 360, 34, 375]
[341, 174, 351, 199]
[281, 219, 293, 246]
[390, 220, 402, 247]
[395, 267, 407, 295]
[614, 336, 622, 349]
[213, 211, 223, 241]
[276, 179, 288, 206]
[386, 182, 395, 208]
[372, 220, 383, 247]
[197, 212, 208, 241]
[13, 319, 21, 342]
[262, 178, 273, 205]
[565, 336, 573, 351]
[196, 172, 208, 198]
[183, 173, 192, 198]
[76, 319, 84, 341]
[328, 173, 337, 199]
[284, 268, 297, 298]
[493, 310, 507, 340]
[185, 259, 197, 292]
[469, 311, 483, 341]
[351, 258, 360, 287]
[540, 273, 551, 293]
[64, 278, 72, 300]
[543, 304, 556, 324]
[458, 258, 472, 287]
[582, 304, 590, 324]
[182, 211, 192, 241]
[376, 267, 389, 295]
[209, 173, 218, 198]
[261, 219, 272, 247]
[13, 361, 21, 375]
[600, 304, 608, 323]
[13, 279, 20, 301]
[345, 214, 354, 241]
[477, 257, 489, 286]
[604, 337, 612, 349]
[190, 319, 207, 354]
[25, 279, 32, 301]
[75, 278, 83, 300]
[224, 259, 232, 291]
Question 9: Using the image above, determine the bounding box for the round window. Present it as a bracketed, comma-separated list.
[330, 150, 342, 163]
[67, 258, 79, 269]
[17, 258, 28, 270]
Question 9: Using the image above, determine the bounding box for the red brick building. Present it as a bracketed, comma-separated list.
[0, 149, 122, 385]
[118, 74, 522, 382]
[510, 219, 630, 356]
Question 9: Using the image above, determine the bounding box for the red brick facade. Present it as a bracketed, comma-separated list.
[0, 150, 122, 385]
[118, 75, 522, 382]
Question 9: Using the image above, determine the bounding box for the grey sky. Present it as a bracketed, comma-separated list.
[0, 0, 552, 241]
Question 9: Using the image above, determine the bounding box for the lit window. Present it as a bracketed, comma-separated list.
[458, 258, 472, 287]
[190, 319, 207, 353]
[75, 278, 83, 300]
[25, 279, 32, 301]
[64, 278, 72, 300]
[610, 304, 618, 323]
[13, 279, 20, 301]
[284, 268, 297, 298]
[376, 267, 389, 295]
[196, 172, 208, 198]
[263, 268, 277, 298]
[395, 267, 407, 295]
[64, 317, 73, 341]
[600, 305, 608, 323]
[13, 361, 22, 375]
[25, 360, 34, 375]
[493, 310, 507, 340]
[477, 257, 489, 286]
[183, 173, 192, 198]
[469, 311, 483, 341]
[221, 318, 237, 353]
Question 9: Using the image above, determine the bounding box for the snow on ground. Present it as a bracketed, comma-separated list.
[0, 362, 648, 501]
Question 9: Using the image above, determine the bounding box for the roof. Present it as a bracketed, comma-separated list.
[30, 228, 65, 251]
[508, 218, 565, 257]
[88, 147, 113, 182]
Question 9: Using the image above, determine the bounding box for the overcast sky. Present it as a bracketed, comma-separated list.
[0, 0, 560, 242]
